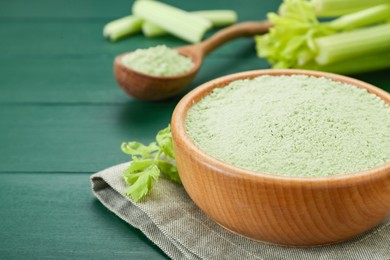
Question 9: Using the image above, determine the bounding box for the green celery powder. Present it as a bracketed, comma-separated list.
[185, 75, 390, 177]
[121, 45, 193, 76]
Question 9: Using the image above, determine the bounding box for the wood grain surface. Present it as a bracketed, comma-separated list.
[1, 0, 389, 258]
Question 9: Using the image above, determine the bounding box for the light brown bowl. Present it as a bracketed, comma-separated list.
[171, 69, 390, 247]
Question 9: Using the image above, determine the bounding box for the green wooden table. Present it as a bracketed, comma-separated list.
[1, 0, 389, 259]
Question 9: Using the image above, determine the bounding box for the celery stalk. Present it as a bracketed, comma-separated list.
[103, 16, 143, 41]
[315, 23, 390, 65]
[310, 0, 390, 17]
[330, 4, 390, 30]
[300, 52, 390, 74]
[133, 0, 212, 43]
[192, 10, 238, 27]
[142, 10, 238, 38]
[257, 0, 390, 74]
[142, 21, 166, 37]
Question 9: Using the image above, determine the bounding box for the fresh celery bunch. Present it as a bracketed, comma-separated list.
[256, 0, 390, 74]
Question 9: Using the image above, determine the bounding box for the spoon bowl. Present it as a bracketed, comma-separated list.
[114, 46, 202, 101]
[114, 21, 271, 101]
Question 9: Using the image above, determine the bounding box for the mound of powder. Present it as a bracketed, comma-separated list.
[186, 75, 390, 177]
[121, 45, 193, 76]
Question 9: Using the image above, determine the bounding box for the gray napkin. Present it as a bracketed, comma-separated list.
[90, 163, 390, 260]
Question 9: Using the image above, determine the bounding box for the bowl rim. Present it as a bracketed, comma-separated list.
[171, 69, 390, 187]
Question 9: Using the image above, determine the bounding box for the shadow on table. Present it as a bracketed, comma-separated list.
[353, 69, 390, 93]
[116, 97, 178, 136]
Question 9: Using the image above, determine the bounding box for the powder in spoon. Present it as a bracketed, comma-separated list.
[121, 45, 193, 76]
[186, 75, 390, 177]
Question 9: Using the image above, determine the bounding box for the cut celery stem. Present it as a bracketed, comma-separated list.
[299, 52, 390, 74]
[103, 15, 143, 41]
[142, 10, 238, 38]
[315, 23, 390, 65]
[133, 0, 212, 43]
[310, 0, 390, 17]
[330, 4, 390, 30]
[142, 21, 166, 37]
[192, 10, 238, 27]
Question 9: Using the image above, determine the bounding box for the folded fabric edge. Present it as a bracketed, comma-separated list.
[90, 174, 199, 260]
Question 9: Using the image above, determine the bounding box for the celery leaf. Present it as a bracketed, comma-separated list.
[124, 165, 160, 202]
[156, 160, 181, 184]
[121, 141, 159, 159]
[122, 124, 180, 202]
[255, 0, 334, 68]
[156, 125, 175, 159]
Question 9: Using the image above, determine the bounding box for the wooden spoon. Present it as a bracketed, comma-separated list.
[114, 21, 272, 101]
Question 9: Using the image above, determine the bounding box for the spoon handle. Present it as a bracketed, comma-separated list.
[199, 21, 272, 56]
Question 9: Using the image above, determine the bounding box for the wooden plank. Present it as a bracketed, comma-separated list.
[0, 51, 269, 103]
[1, 52, 389, 103]
[0, 0, 278, 20]
[0, 172, 168, 259]
[0, 104, 175, 172]
[0, 0, 279, 59]
[0, 0, 133, 19]
[0, 55, 128, 103]
[0, 21, 271, 58]
[0, 21, 179, 58]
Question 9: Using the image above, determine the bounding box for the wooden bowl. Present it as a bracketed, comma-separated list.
[171, 69, 390, 247]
